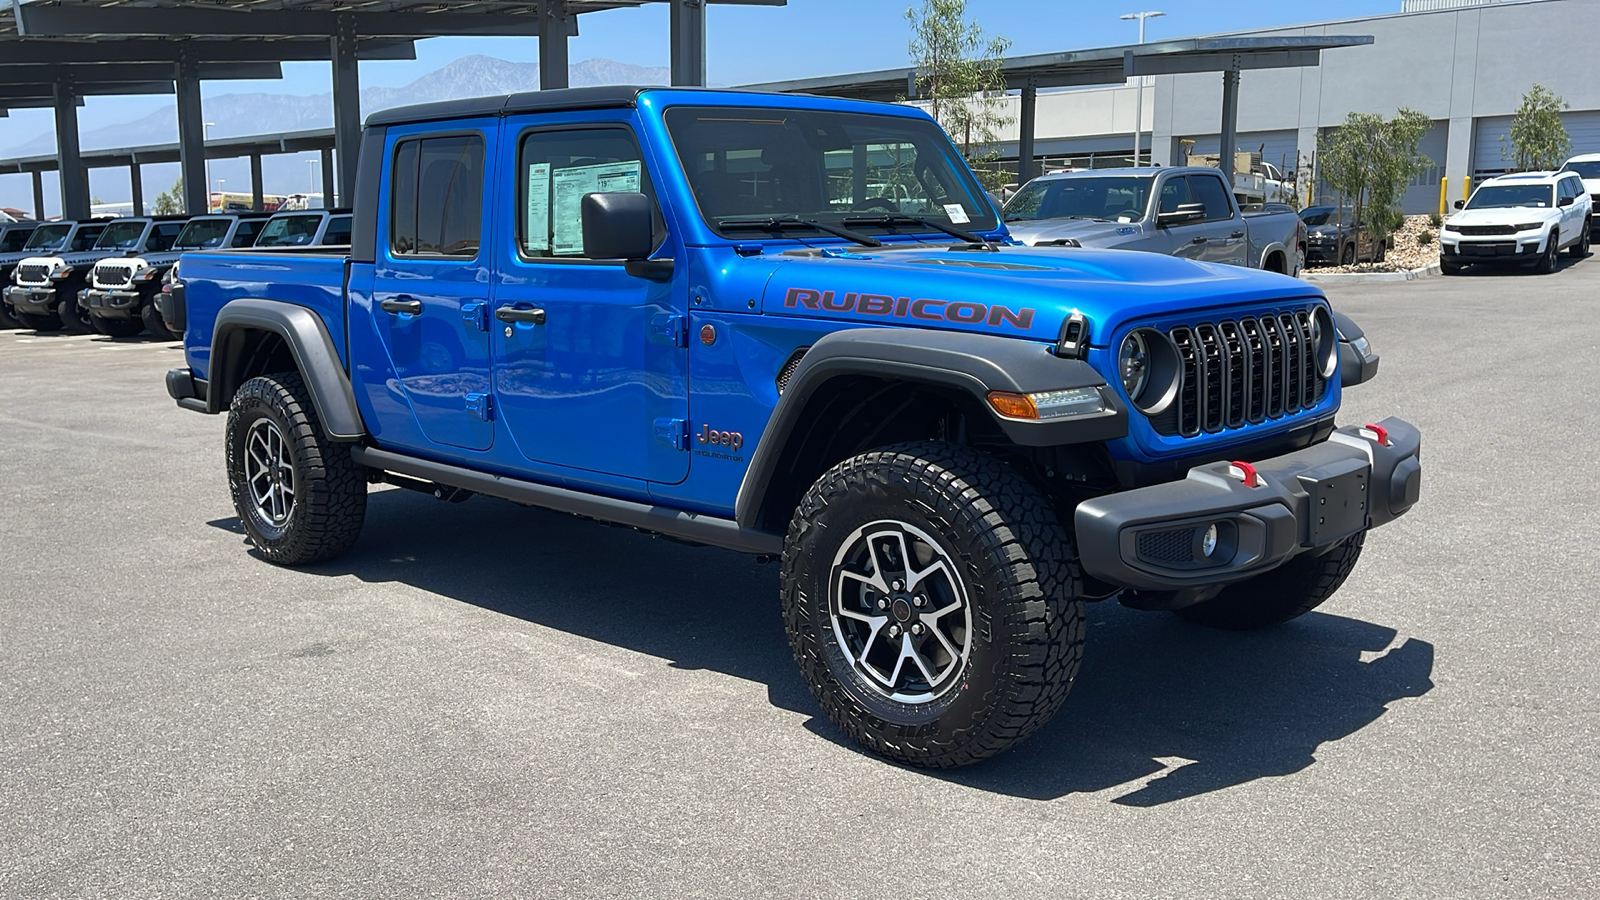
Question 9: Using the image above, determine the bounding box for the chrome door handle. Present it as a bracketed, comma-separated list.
[379, 297, 422, 315]
[495, 306, 547, 325]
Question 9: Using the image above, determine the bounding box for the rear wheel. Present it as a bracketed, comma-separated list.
[782, 442, 1086, 768]
[141, 303, 175, 340]
[226, 372, 367, 565]
[90, 314, 143, 338]
[1175, 532, 1365, 630]
[1535, 229, 1560, 274]
[57, 293, 94, 334]
[1567, 221, 1590, 259]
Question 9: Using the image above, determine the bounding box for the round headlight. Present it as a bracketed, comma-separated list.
[1119, 331, 1149, 400]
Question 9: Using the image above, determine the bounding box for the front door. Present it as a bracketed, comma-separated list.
[368, 122, 497, 451]
[1186, 173, 1248, 267]
[491, 116, 690, 484]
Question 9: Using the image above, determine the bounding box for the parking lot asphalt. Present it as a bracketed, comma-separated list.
[2, 257, 1598, 899]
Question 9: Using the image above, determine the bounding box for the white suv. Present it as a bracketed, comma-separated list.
[1560, 152, 1600, 226]
[1440, 171, 1592, 275]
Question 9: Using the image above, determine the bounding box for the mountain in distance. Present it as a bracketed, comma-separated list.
[2, 55, 671, 158]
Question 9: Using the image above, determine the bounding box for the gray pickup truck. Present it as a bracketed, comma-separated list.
[1004, 167, 1302, 276]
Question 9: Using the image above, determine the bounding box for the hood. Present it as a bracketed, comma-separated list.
[1447, 206, 1557, 227]
[1002, 217, 1148, 249]
[1306, 223, 1346, 236]
[758, 243, 1322, 346]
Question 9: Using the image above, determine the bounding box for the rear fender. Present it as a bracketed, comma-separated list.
[210, 297, 365, 440]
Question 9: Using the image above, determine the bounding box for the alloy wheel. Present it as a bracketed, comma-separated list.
[244, 418, 296, 526]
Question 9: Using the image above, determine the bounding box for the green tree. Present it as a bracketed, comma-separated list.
[1503, 84, 1571, 172]
[905, 0, 1012, 190]
[152, 177, 184, 215]
[1317, 108, 1432, 245]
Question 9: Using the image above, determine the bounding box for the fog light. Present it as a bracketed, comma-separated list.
[1201, 524, 1219, 558]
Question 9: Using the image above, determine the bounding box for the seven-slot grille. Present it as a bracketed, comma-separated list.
[15, 262, 51, 284]
[1153, 310, 1327, 438]
[93, 262, 134, 288]
[1455, 224, 1517, 236]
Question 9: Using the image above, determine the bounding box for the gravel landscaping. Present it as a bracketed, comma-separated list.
[1306, 215, 1443, 274]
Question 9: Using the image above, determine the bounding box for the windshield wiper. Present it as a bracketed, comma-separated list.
[718, 216, 883, 248]
[841, 213, 984, 244]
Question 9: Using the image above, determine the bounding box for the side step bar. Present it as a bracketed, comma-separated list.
[350, 446, 784, 556]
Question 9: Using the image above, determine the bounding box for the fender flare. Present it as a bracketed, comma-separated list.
[1256, 241, 1291, 273]
[210, 297, 366, 441]
[733, 327, 1126, 529]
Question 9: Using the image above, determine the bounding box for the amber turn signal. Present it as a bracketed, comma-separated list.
[986, 391, 1038, 420]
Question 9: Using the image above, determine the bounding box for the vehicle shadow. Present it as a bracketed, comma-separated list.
[210, 488, 1435, 806]
[1447, 255, 1587, 276]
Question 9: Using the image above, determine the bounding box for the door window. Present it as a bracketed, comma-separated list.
[1158, 177, 1191, 213]
[231, 220, 265, 247]
[147, 223, 186, 252]
[1188, 174, 1235, 222]
[390, 134, 485, 257]
[516, 127, 661, 259]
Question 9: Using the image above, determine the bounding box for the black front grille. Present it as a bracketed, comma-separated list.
[16, 263, 50, 283]
[94, 263, 132, 287]
[1460, 241, 1519, 256]
[1156, 309, 1327, 438]
[1455, 224, 1517, 236]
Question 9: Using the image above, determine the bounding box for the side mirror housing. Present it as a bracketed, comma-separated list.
[1156, 202, 1207, 227]
[1453, 199, 1465, 210]
[581, 191, 654, 260]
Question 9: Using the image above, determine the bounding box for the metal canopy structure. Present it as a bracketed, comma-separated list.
[3, 0, 784, 218]
[743, 35, 1374, 184]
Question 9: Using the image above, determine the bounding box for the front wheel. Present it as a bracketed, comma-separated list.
[141, 303, 176, 340]
[90, 314, 143, 338]
[1536, 229, 1560, 274]
[1340, 243, 1356, 266]
[782, 442, 1086, 768]
[1175, 532, 1365, 630]
[14, 310, 61, 331]
[226, 372, 367, 565]
[57, 293, 94, 334]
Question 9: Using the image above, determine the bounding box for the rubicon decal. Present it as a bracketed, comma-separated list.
[783, 288, 1035, 330]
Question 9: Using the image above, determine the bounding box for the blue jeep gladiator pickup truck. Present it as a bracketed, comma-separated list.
[167, 87, 1420, 768]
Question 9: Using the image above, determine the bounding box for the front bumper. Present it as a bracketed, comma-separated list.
[3, 284, 59, 314]
[1075, 417, 1421, 591]
[81, 287, 145, 318]
[1442, 238, 1543, 261]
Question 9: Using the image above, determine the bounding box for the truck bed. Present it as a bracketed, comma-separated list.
[180, 248, 350, 381]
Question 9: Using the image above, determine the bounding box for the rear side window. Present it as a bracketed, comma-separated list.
[1188, 174, 1234, 221]
[390, 134, 484, 257]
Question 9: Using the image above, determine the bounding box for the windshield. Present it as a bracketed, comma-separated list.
[1561, 161, 1600, 179]
[256, 214, 322, 246]
[24, 223, 72, 251]
[94, 221, 149, 251]
[174, 218, 232, 250]
[1299, 206, 1351, 227]
[1466, 184, 1554, 210]
[663, 105, 998, 239]
[1002, 176, 1153, 223]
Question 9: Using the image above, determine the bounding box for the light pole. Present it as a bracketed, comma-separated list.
[307, 158, 318, 198]
[1121, 11, 1164, 167]
[203, 122, 216, 211]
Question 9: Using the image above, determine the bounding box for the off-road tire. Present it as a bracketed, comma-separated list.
[1536, 229, 1560, 274]
[141, 303, 176, 340]
[782, 441, 1086, 768]
[57, 294, 94, 334]
[1567, 222, 1590, 259]
[1175, 531, 1366, 630]
[14, 310, 61, 331]
[226, 372, 367, 566]
[90, 314, 143, 338]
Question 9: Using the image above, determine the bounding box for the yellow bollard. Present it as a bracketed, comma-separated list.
[1462, 175, 1471, 207]
[1439, 177, 1448, 219]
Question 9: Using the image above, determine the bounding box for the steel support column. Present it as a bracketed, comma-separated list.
[1018, 81, 1037, 185]
[321, 149, 336, 209]
[250, 155, 265, 211]
[175, 57, 208, 215]
[1217, 63, 1241, 179]
[539, 1, 570, 90]
[330, 15, 361, 207]
[33, 171, 46, 221]
[670, 0, 706, 87]
[53, 79, 89, 220]
[130, 162, 144, 215]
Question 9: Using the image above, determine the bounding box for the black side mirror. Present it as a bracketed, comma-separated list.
[1558, 195, 1574, 208]
[582, 191, 672, 281]
[1453, 199, 1465, 210]
[1156, 202, 1207, 227]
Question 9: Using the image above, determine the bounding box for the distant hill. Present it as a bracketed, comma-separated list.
[1, 55, 671, 158]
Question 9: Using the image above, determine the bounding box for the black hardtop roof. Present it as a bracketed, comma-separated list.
[363, 84, 854, 130]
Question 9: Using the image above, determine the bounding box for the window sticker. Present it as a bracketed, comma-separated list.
[525, 162, 551, 251]
[943, 203, 970, 224]
[550, 159, 642, 255]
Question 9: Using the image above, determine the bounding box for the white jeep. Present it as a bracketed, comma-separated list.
[1441, 171, 1592, 275]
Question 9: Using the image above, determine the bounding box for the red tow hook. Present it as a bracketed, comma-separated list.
[1361, 423, 1392, 447]
[1227, 460, 1260, 488]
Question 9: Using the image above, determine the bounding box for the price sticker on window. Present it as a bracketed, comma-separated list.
[943, 203, 971, 224]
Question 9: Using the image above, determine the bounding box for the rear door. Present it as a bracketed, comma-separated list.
[489, 113, 690, 484]
[366, 121, 498, 451]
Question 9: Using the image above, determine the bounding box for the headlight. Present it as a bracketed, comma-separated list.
[1514, 222, 1543, 232]
[1441, 223, 1457, 232]
[1350, 334, 1372, 359]
[1117, 328, 1181, 415]
[1119, 330, 1149, 400]
[1311, 306, 1337, 379]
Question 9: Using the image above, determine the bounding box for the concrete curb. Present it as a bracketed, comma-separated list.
[1300, 262, 1441, 285]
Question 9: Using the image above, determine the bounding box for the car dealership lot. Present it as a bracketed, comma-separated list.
[2, 261, 1597, 899]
